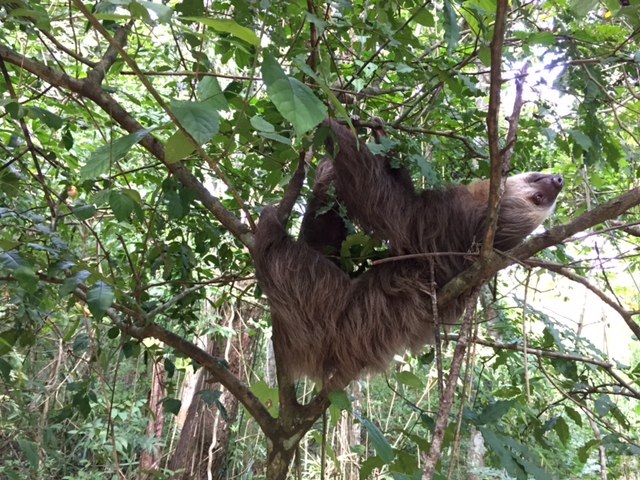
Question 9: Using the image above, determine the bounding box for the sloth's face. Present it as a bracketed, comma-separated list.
[497, 172, 565, 249]
[505, 172, 564, 211]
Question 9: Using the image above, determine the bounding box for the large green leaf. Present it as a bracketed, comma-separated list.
[60, 270, 91, 297]
[197, 76, 229, 111]
[109, 190, 135, 222]
[443, 0, 460, 55]
[166, 100, 219, 162]
[17, 439, 39, 469]
[0, 251, 29, 271]
[354, 412, 394, 464]
[262, 53, 327, 138]
[80, 128, 153, 181]
[14, 266, 38, 294]
[86, 281, 114, 321]
[476, 400, 515, 425]
[182, 17, 260, 46]
[250, 381, 279, 418]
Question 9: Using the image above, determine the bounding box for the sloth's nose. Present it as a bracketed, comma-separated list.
[552, 175, 564, 190]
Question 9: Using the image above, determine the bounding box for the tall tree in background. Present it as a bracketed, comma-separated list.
[0, 0, 639, 479]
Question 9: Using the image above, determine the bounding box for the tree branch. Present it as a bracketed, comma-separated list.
[0, 43, 253, 248]
[439, 185, 640, 308]
[277, 149, 310, 223]
[501, 62, 528, 172]
[526, 259, 640, 340]
[72, 288, 277, 435]
[482, 0, 509, 256]
[422, 290, 479, 480]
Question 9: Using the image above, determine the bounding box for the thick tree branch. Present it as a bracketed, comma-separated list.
[72, 288, 277, 435]
[86, 22, 131, 85]
[439, 185, 640, 308]
[482, 0, 509, 256]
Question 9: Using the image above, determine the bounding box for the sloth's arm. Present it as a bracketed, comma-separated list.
[324, 119, 418, 246]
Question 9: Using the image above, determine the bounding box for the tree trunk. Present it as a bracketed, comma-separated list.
[140, 357, 167, 478]
[467, 426, 486, 480]
[168, 301, 257, 479]
[266, 440, 297, 480]
[337, 383, 361, 479]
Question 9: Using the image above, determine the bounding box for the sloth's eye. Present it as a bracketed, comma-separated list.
[532, 193, 544, 205]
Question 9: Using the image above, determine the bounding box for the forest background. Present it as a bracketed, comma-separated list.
[1, 0, 640, 479]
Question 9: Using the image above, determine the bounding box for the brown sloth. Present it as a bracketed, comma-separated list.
[253, 119, 564, 387]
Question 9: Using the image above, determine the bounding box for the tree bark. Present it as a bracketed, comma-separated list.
[140, 358, 166, 478]
[168, 302, 257, 479]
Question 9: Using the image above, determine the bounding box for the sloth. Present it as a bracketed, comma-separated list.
[253, 119, 564, 387]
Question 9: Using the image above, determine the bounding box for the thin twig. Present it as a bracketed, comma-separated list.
[422, 290, 479, 480]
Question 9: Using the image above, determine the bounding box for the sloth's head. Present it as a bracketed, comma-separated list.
[467, 172, 564, 250]
[497, 172, 564, 249]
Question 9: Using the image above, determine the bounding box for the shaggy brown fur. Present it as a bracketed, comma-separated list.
[253, 119, 564, 387]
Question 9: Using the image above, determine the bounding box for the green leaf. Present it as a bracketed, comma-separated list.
[14, 266, 38, 294]
[71, 204, 97, 221]
[262, 53, 327, 138]
[328, 390, 352, 411]
[443, 0, 460, 55]
[578, 439, 599, 463]
[80, 128, 153, 181]
[480, 428, 525, 478]
[565, 406, 583, 427]
[250, 380, 279, 417]
[171, 100, 220, 145]
[568, 129, 593, 151]
[355, 413, 394, 464]
[60, 270, 90, 297]
[17, 439, 39, 469]
[571, 0, 599, 18]
[182, 17, 260, 46]
[72, 332, 90, 354]
[528, 31, 556, 45]
[138, 1, 173, 22]
[396, 371, 424, 389]
[250, 115, 276, 133]
[109, 190, 135, 222]
[27, 106, 63, 129]
[360, 456, 385, 479]
[163, 397, 182, 415]
[197, 76, 229, 111]
[165, 131, 194, 163]
[251, 115, 292, 144]
[0, 251, 29, 271]
[0, 358, 12, 382]
[86, 281, 114, 321]
[176, 0, 204, 16]
[122, 340, 140, 358]
[477, 400, 515, 425]
[196, 389, 222, 406]
[0, 329, 18, 356]
[555, 416, 570, 446]
[595, 394, 613, 417]
[166, 100, 220, 162]
[0, 168, 21, 197]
